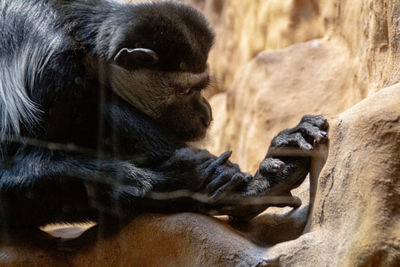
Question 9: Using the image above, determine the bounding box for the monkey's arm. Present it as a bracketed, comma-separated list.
[103, 101, 252, 200]
[0, 140, 255, 227]
[103, 102, 329, 217]
[0, 144, 169, 227]
[0, 102, 253, 228]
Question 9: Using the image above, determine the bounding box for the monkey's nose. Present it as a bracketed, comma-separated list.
[201, 116, 212, 127]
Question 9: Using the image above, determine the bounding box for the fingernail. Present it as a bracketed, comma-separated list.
[221, 151, 232, 157]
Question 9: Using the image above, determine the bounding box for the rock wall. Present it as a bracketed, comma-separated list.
[188, 0, 324, 91]
[197, 0, 400, 173]
[265, 84, 400, 266]
[190, 0, 400, 94]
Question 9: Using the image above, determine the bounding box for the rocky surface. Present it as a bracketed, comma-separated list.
[264, 83, 400, 266]
[199, 0, 400, 173]
[2, 0, 400, 266]
[187, 0, 324, 91]
[188, 0, 400, 95]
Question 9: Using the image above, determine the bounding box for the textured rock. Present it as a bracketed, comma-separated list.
[320, 0, 400, 96]
[262, 83, 400, 266]
[188, 0, 400, 95]
[187, 0, 324, 91]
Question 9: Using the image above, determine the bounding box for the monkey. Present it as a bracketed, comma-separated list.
[0, 0, 329, 234]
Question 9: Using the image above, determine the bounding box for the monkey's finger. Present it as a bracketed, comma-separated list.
[301, 115, 329, 131]
[205, 171, 231, 194]
[228, 173, 253, 191]
[204, 151, 232, 176]
[199, 158, 216, 171]
[286, 133, 314, 151]
[259, 158, 285, 175]
[210, 173, 252, 200]
[297, 123, 328, 144]
[289, 196, 302, 208]
[216, 151, 233, 164]
[194, 149, 216, 163]
[313, 115, 329, 131]
[226, 162, 240, 172]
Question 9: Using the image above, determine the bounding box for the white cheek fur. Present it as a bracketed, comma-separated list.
[109, 65, 209, 118]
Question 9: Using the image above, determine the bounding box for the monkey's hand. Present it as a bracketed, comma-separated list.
[195, 150, 252, 201]
[159, 148, 252, 202]
[216, 115, 329, 219]
[256, 114, 329, 195]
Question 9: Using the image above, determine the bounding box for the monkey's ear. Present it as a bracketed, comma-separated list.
[114, 48, 159, 70]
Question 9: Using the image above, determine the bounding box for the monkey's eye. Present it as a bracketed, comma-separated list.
[176, 77, 210, 96]
[182, 88, 194, 95]
[187, 78, 211, 93]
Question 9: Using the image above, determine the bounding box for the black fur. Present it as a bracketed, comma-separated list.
[0, 0, 217, 228]
[0, 0, 328, 232]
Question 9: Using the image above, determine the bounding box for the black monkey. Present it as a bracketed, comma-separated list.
[0, 0, 328, 231]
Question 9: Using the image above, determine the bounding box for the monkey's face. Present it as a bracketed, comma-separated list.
[106, 1, 216, 141]
[109, 63, 213, 142]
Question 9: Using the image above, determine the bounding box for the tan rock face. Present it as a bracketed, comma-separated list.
[265, 84, 400, 266]
[188, 0, 400, 95]
[188, 0, 324, 91]
[320, 0, 400, 96]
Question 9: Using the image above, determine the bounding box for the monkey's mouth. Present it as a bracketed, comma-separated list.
[175, 126, 208, 142]
[161, 121, 208, 142]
